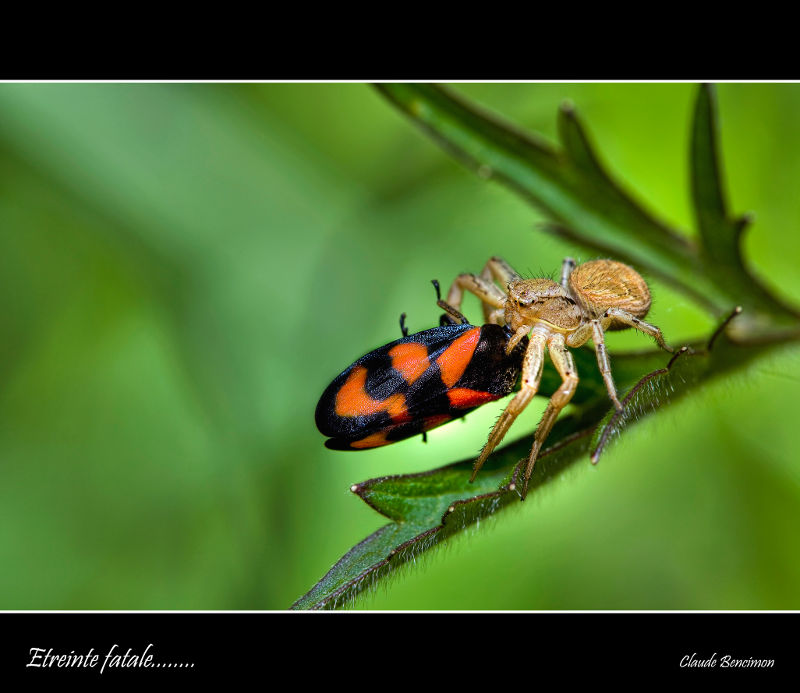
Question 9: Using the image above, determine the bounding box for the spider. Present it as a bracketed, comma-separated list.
[443, 255, 673, 498]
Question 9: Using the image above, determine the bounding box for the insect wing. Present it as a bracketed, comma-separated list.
[316, 324, 472, 444]
[316, 323, 526, 450]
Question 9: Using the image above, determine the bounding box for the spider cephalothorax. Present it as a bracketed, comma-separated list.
[444, 256, 672, 498]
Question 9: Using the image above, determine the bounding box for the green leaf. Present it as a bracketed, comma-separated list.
[690, 84, 799, 328]
[291, 409, 595, 611]
[375, 84, 799, 327]
[293, 328, 794, 610]
[293, 84, 800, 611]
[691, 84, 737, 257]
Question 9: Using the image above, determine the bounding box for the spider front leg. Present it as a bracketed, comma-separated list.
[480, 256, 521, 287]
[448, 256, 518, 324]
[560, 256, 576, 290]
[446, 273, 505, 323]
[520, 333, 578, 499]
[603, 307, 673, 353]
[470, 332, 546, 483]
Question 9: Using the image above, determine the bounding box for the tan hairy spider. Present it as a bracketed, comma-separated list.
[445, 256, 673, 498]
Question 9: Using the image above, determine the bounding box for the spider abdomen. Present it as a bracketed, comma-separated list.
[568, 259, 651, 328]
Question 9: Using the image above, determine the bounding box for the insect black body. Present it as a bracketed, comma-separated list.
[316, 323, 527, 450]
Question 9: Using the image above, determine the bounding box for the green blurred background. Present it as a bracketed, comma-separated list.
[0, 83, 798, 610]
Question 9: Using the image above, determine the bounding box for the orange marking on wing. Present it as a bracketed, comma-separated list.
[386, 397, 411, 424]
[389, 342, 430, 385]
[447, 388, 498, 409]
[436, 327, 481, 388]
[349, 431, 391, 449]
[335, 366, 407, 420]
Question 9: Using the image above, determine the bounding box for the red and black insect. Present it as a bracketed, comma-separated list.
[316, 287, 528, 451]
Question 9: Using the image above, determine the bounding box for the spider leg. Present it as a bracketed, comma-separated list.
[480, 256, 522, 285]
[707, 305, 743, 351]
[479, 256, 520, 323]
[446, 257, 518, 324]
[591, 346, 690, 464]
[566, 320, 622, 411]
[591, 320, 623, 411]
[470, 332, 546, 483]
[565, 321, 593, 347]
[560, 257, 576, 290]
[431, 279, 469, 325]
[520, 333, 578, 499]
[603, 307, 673, 353]
[505, 326, 530, 355]
[486, 308, 505, 325]
[446, 273, 505, 320]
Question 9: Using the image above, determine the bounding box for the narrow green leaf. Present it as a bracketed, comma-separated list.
[376, 84, 800, 326]
[690, 84, 799, 325]
[557, 100, 608, 179]
[691, 84, 732, 245]
[376, 84, 719, 313]
[556, 100, 688, 257]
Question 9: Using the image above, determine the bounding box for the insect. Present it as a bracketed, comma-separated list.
[315, 289, 528, 451]
[446, 256, 673, 497]
[317, 255, 672, 499]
